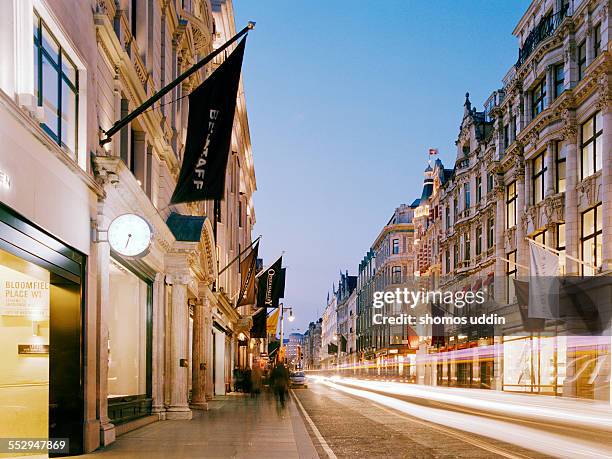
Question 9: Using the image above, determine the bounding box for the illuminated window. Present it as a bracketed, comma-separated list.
[532, 152, 546, 204]
[581, 205, 602, 275]
[557, 223, 566, 274]
[506, 181, 517, 229]
[506, 250, 517, 303]
[556, 141, 566, 192]
[580, 112, 603, 180]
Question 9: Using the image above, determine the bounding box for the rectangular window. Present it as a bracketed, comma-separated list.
[506, 181, 517, 229]
[556, 141, 566, 193]
[533, 230, 546, 246]
[503, 124, 509, 149]
[476, 176, 482, 203]
[392, 239, 399, 254]
[554, 64, 564, 99]
[445, 249, 450, 274]
[507, 251, 517, 303]
[580, 111, 603, 180]
[532, 78, 546, 117]
[557, 223, 566, 274]
[453, 243, 459, 269]
[392, 266, 402, 284]
[453, 197, 459, 223]
[464, 183, 470, 210]
[445, 206, 450, 230]
[34, 11, 78, 157]
[532, 152, 546, 204]
[581, 204, 602, 275]
[578, 41, 587, 80]
[594, 24, 601, 59]
[487, 173, 494, 193]
[487, 217, 494, 249]
[476, 226, 482, 256]
[464, 233, 470, 262]
[238, 201, 243, 228]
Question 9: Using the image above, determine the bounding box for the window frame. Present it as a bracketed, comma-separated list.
[391, 265, 402, 284]
[506, 250, 517, 304]
[555, 140, 566, 193]
[531, 78, 546, 118]
[594, 23, 601, 59]
[487, 217, 494, 249]
[34, 10, 79, 157]
[532, 151, 546, 204]
[392, 238, 400, 255]
[476, 176, 482, 203]
[578, 40, 587, 80]
[476, 225, 482, 256]
[554, 63, 564, 99]
[580, 204, 602, 275]
[506, 181, 517, 229]
[580, 111, 603, 180]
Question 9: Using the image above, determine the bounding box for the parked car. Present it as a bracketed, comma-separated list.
[289, 371, 308, 388]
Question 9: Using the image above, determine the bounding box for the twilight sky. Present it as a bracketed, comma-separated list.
[234, 0, 531, 333]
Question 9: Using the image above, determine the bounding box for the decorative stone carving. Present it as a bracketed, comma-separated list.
[596, 73, 610, 111]
[576, 174, 600, 208]
[561, 109, 577, 141]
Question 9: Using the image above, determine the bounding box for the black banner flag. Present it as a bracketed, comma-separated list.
[170, 38, 247, 204]
[250, 307, 266, 338]
[256, 257, 284, 309]
[236, 241, 259, 307]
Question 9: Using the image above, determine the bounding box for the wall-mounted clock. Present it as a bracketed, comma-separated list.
[107, 214, 152, 258]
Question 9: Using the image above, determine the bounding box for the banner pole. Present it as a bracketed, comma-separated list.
[100, 22, 255, 146]
[218, 235, 261, 276]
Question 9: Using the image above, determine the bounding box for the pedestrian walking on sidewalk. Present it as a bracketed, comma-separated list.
[270, 362, 289, 406]
[251, 365, 263, 396]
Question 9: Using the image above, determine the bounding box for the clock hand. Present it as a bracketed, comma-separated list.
[125, 234, 132, 249]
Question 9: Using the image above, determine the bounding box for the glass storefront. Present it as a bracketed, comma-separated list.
[0, 202, 85, 456]
[107, 258, 152, 424]
[0, 248, 50, 456]
[503, 335, 564, 394]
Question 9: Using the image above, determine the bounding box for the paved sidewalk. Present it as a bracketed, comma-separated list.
[82, 393, 319, 458]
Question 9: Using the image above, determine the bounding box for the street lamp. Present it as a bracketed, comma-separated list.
[278, 303, 295, 363]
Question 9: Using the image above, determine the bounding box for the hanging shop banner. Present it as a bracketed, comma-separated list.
[170, 38, 247, 204]
[256, 256, 284, 309]
[236, 241, 259, 307]
[250, 307, 267, 338]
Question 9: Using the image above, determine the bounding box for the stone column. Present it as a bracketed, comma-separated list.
[562, 111, 580, 275]
[191, 294, 210, 410]
[494, 185, 506, 303]
[205, 301, 214, 400]
[600, 87, 612, 271]
[525, 158, 532, 212]
[516, 158, 527, 275]
[151, 273, 166, 417]
[545, 140, 556, 197]
[165, 273, 192, 420]
[95, 203, 115, 445]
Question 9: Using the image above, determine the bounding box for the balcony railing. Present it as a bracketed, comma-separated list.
[516, 5, 571, 68]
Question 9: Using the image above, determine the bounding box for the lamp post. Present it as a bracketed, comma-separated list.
[278, 303, 294, 363]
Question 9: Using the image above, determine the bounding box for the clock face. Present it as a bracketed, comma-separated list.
[108, 214, 152, 258]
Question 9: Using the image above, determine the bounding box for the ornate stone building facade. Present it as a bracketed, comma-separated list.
[0, 0, 257, 453]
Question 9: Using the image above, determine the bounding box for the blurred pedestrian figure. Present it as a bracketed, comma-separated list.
[270, 362, 289, 406]
[250, 365, 262, 397]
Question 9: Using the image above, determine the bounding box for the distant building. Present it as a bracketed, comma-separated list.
[286, 333, 303, 368]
